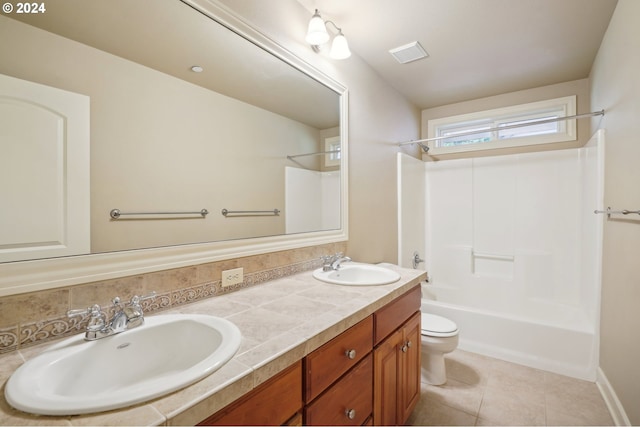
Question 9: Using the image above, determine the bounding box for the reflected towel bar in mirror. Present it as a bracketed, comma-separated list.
[221, 209, 280, 217]
[110, 209, 209, 219]
[286, 149, 340, 159]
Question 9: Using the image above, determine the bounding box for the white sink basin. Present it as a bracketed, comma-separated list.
[313, 263, 401, 286]
[5, 314, 241, 416]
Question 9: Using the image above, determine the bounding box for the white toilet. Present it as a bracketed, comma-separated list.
[420, 313, 459, 385]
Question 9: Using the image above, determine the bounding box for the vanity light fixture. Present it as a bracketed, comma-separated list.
[305, 9, 351, 60]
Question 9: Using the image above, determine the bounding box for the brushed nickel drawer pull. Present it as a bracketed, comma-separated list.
[345, 349, 356, 359]
[401, 344, 408, 353]
[345, 409, 356, 420]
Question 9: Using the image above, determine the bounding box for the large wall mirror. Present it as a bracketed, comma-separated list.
[0, 0, 348, 295]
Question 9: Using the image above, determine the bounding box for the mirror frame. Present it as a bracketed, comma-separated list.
[0, 0, 348, 297]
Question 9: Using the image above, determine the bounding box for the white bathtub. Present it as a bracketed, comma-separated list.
[421, 283, 598, 381]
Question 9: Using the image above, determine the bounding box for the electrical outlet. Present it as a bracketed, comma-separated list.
[221, 267, 243, 287]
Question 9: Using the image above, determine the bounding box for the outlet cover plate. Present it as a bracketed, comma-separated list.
[221, 267, 243, 287]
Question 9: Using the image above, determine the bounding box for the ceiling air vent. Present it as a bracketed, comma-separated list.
[389, 41, 429, 64]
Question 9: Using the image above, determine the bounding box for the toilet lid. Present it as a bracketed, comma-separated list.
[421, 313, 458, 335]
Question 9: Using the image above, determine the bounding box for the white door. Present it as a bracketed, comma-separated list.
[0, 73, 90, 262]
[397, 153, 426, 269]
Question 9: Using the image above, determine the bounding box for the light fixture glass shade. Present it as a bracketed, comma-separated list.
[329, 31, 351, 59]
[305, 11, 330, 45]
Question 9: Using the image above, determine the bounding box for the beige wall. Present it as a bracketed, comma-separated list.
[590, 0, 640, 423]
[421, 78, 591, 159]
[0, 16, 328, 252]
[0, 0, 419, 353]
[215, 0, 422, 264]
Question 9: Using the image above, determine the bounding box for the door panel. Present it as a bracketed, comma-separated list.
[0, 73, 89, 262]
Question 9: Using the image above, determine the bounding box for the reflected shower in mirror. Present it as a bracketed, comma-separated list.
[0, 0, 343, 262]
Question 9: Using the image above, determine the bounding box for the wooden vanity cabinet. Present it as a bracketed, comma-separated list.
[373, 286, 421, 426]
[197, 285, 421, 427]
[198, 361, 302, 426]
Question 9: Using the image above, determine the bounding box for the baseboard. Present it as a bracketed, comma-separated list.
[458, 339, 596, 381]
[596, 367, 631, 426]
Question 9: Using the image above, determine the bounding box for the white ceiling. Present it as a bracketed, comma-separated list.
[297, 0, 618, 109]
[9, 0, 618, 122]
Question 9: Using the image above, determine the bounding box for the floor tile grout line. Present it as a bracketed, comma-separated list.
[429, 390, 482, 419]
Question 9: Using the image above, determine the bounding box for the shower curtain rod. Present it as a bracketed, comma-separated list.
[397, 109, 605, 149]
[286, 149, 341, 160]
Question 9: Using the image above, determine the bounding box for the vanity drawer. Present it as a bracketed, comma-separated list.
[374, 286, 421, 345]
[304, 353, 373, 426]
[304, 315, 373, 402]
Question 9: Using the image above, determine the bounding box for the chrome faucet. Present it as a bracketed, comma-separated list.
[322, 252, 352, 271]
[331, 255, 352, 270]
[68, 292, 156, 341]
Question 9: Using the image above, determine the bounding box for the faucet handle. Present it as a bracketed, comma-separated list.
[111, 296, 128, 311]
[130, 291, 156, 306]
[67, 304, 106, 332]
[129, 292, 156, 316]
[67, 304, 102, 318]
[140, 291, 157, 301]
[121, 292, 156, 330]
[67, 307, 91, 318]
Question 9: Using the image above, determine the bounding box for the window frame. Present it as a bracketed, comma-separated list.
[426, 96, 577, 155]
[324, 135, 341, 167]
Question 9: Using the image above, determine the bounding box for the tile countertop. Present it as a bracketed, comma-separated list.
[0, 264, 426, 426]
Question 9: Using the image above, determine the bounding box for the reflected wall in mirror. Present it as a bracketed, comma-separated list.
[0, 0, 343, 264]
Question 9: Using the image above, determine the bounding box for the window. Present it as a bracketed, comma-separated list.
[324, 136, 341, 167]
[427, 96, 576, 154]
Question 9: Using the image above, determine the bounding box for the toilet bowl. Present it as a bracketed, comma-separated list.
[420, 313, 459, 385]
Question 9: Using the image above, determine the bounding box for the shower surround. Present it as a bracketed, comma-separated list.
[400, 130, 603, 380]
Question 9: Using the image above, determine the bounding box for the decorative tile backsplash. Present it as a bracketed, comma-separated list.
[0, 242, 346, 354]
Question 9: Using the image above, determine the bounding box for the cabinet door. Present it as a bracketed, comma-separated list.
[373, 328, 401, 426]
[373, 310, 422, 426]
[199, 361, 302, 426]
[399, 312, 421, 424]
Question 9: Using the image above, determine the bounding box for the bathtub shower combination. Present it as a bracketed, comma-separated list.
[399, 131, 604, 381]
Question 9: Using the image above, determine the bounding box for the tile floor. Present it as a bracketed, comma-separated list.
[407, 350, 614, 426]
